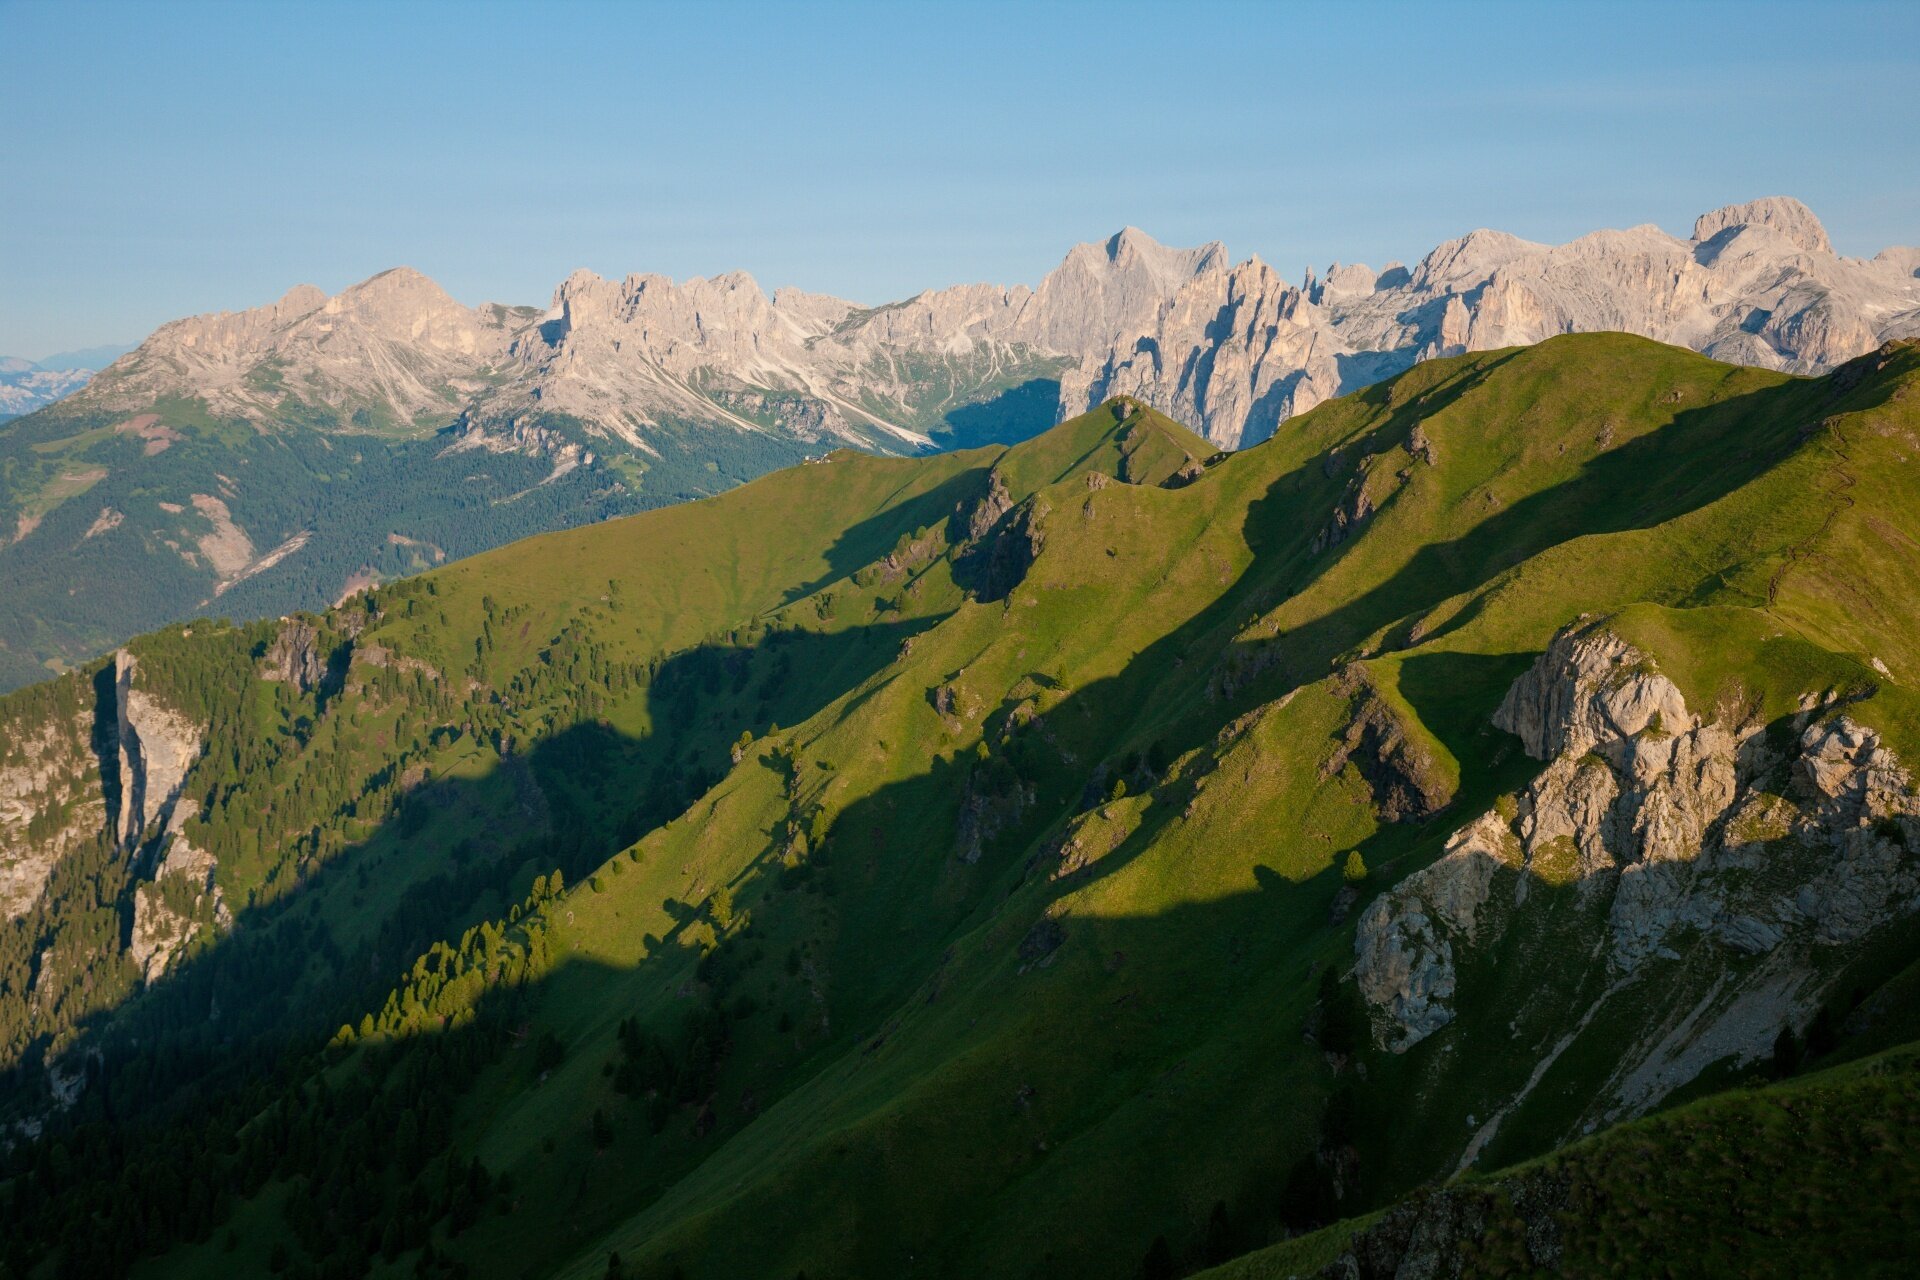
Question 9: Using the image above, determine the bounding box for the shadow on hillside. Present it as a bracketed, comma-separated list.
[6, 615, 939, 1127]
[1258, 370, 1838, 676]
[926, 378, 1065, 451]
[778, 464, 992, 607]
[16, 347, 1909, 1278]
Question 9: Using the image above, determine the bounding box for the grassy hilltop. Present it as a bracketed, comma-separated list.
[1, 333, 1918, 1278]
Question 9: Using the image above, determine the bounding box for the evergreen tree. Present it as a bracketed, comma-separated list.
[1806, 1006, 1840, 1059]
[1139, 1235, 1175, 1280]
[1204, 1199, 1236, 1264]
[1770, 1024, 1803, 1079]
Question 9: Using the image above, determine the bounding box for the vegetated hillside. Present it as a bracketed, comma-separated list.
[1200, 1040, 1920, 1279]
[1, 334, 1917, 1280]
[0, 382, 824, 692]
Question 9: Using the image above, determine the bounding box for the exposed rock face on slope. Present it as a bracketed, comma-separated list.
[1325, 664, 1455, 824]
[1354, 622, 1920, 1124]
[128, 826, 229, 983]
[113, 651, 203, 850]
[0, 703, 105, 918]
[0, 649, 219, 980]
[82, 269, 530, 429]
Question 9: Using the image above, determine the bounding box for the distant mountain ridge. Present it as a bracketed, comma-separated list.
[0, 365, 90, 421]
[64, 194, 1920, 452]
[0, 196, 1913, 689]
[1071, 196, 1920, 447]
[0, 346, 133, 420]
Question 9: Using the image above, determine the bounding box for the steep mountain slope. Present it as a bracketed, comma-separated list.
[2, 197, 1910, 692]
[1202, 1041, 1920, 1279]
[1, 334, 1917, 1278]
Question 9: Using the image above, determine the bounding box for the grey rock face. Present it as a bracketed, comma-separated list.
[1070, 197, 1920, 448]
[260, 618, 333, 692]
[0, 652, 230, 996]
[128, 818, 230, 983]
[114, 650, 203, 850]
[1353, 814, 1508, 1050]
[1325, 665, 1455, 822]
[1693, 195, 1834, 255]
[1355, 622, 1920, 1082]
[0, 708, 104, 918]
[83, 270, 526, 429]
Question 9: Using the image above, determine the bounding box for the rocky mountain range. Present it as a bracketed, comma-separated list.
[0, 360, 97, 422]
[1074, 196, 1920, 447]
[0, 196, 1913, 691]
[63, 194, 1920, 452]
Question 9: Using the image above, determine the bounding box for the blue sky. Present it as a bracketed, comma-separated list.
[3, 0, 1916, 357]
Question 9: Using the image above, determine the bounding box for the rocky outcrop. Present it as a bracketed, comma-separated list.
[0, 706, 105, 919]
[1354, 622, 1920, 1105]
[964, 469, 1014, 541]
[1693, 195, 1833, 255]
[1319, 1168, 1570, 1279]
[81, 269, 527, 428]
[260, 617, 326, 689]
[114, 651, 203, 850]
[1325, 666, 1454, 823]
[1, 649, 212, 928]
[258, 617, 349, 694]
[1354, 813, 1508, 1050]
[128, 819, 230, 983]
[955, 486, 1047, 604]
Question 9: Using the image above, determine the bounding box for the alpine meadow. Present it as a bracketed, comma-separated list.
[5, 3, 1920, 1277]
[4, 329, 1920, 1277]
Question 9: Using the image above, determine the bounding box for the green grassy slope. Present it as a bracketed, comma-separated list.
[1, 335, 1916, 1280]
[1202, 1041, 1920, 1279]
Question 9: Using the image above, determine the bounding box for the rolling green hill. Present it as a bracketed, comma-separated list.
[1, 334, 1917, 1279]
